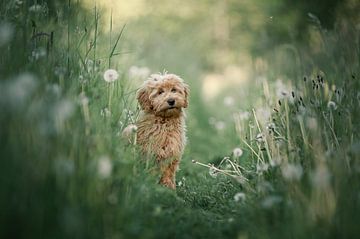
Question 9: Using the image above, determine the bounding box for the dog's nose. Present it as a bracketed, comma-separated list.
[167, 98, 175, 106]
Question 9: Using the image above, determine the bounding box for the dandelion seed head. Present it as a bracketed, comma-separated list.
[261, 195, 282, 209]
[78, 92, 89, 105]
[215, 121, 226, 131]
[234, 192, 246, 202]
[312, 164, 331, 189]
[306, 117, 318, 130]
[233, 147, 243, 158]
[54, 99, 75, 120]
[7, 73, 38, 105]
[98, 156, 113, 179]
[223, 96, 235, 107]
[281, 164, 303, 181]
[103, 69, 119, 83]
[122, 124, 138, 138]
[327, 101, 337, 110]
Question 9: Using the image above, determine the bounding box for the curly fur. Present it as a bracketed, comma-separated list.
[136, 73, 189, 189]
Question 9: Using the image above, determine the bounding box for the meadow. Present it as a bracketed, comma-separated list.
[0, 1, 359, 239]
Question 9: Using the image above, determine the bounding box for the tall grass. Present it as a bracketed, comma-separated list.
[0, 1, 359, 239]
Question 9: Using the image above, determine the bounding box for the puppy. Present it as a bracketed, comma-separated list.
[136, 73, 189, 189]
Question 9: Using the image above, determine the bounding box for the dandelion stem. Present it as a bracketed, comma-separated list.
[252, 109, 272, 162]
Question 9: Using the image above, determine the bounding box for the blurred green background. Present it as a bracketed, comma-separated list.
[0, 0, 359, 238]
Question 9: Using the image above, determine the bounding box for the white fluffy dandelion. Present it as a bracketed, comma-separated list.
[233, 148, 243, 158]
[122, 124, 138, 138]
[98, 156, 113, 179]
[327, 101, 337, 110]
[223, 96, 235, 107]
[261, 195, 282, 209]
[281, 164, 303, 181]
[234, 192, 246, 202]
[103, 69, 119, 83]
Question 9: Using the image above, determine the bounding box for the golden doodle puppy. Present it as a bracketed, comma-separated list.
[136, 73, 189, 189]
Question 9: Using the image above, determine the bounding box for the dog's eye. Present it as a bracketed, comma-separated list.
[171, 88, 177, 93]
[158, 90, 164, 95]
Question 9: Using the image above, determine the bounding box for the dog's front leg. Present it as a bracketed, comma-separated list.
[158, 159, 179, 189]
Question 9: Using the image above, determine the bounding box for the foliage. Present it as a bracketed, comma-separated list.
[0, 1, 359, 239]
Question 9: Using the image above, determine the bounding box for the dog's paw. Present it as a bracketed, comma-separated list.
[159, 177, 176, 190]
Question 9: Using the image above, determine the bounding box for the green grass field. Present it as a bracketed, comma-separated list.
[1, 1, 359, 239]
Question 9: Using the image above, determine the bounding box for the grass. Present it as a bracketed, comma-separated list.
[1, 1, 360, 239]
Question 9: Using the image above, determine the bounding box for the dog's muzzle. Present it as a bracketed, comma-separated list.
[167, 98, 175, 106]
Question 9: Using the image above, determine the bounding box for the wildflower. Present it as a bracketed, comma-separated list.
[234, 192, 246, 202]
[103, 69, 119, 83]
[0, 21, 14, 46]
[327, 101, 337, 110]
[233, 147, 243, 158]
[98, 156, 112, 179]
[261, 195, 282, 209]
[281, 164, 303, 181]
[122, 124, 138, 138]
[223, 96, 235, 107]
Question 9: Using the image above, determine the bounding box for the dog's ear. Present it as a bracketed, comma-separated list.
[183, 83, 190, 108]
[137, 84, 152, 111]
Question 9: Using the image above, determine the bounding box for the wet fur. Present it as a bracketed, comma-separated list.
[136, 73, 189, 189]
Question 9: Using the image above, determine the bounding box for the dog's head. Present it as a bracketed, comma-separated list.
[137, 73, 189, 118]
